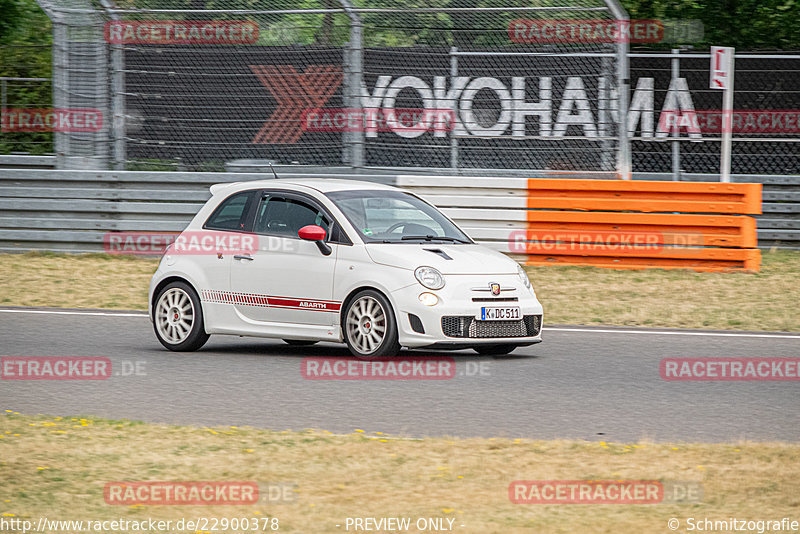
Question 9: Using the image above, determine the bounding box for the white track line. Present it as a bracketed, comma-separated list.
[0, 309, 147, 318]
[1, 308, 799, 339]
[544, 327, 800, 339]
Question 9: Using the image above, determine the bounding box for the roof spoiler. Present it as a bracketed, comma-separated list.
[209, 183, 233, 196]
[210, 164, 279, 196]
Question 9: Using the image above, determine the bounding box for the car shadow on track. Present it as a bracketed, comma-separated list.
[143, 338, 539, 361]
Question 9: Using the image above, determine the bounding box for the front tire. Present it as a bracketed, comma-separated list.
[474, 344, 517, 356]
[343, 290, 400, 360]
[153, 281, 209, 352]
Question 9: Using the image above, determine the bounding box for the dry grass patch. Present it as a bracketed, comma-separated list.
[1, 413, 799, 533]
[0, 250, 798, 331]
[0, 252, 157, 310]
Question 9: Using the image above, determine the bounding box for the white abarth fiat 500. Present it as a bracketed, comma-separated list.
[149, 179, 543, 358]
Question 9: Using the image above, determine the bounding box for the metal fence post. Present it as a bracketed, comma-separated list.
[99, 0, 126, 170]
[109, 46, 125, 170]
[671, 48, 681, 181]
[617, 40, 632, 179]
[342, 40, 352, 166]
[450, 46, 458, 170]
[606, 0, 632, 179]
[51, 22, 67, 168]
[36, 0, 110, 169]
[340, 0, 364, 169]
[598, 56, 614, 171]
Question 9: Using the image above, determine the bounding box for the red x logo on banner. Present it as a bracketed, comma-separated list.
[249, 64, 343, 144]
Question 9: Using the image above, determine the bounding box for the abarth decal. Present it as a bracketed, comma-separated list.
[200, 290, 341, 312]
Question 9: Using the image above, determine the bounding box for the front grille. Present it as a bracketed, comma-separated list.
[441, 316, 469, 338]
[471, 297, 519, 302]
[441, 315, 542, 338]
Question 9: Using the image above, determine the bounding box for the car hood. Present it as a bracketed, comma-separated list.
[365, 243, 518, 275]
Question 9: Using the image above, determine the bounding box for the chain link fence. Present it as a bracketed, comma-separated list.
[22, 0, 627, 173]
[355, 1, 625, 173]
[629, 51, 800, 177]
[115, 0, 352, 170]
[4, 1, 799, 177]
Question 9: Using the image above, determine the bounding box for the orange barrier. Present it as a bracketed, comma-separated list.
[523, 212, 757, 248]
[525, 179, 762, 214]
[520, 179, 762, 272]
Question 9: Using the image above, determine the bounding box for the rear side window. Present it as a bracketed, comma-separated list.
[204, 191, 254, 231]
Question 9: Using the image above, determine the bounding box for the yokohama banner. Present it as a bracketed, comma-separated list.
[123, 46, 618, 170]
[123, 46, 799, 174]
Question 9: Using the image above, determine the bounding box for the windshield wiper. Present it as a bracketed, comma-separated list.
[400, 235, 470, 243]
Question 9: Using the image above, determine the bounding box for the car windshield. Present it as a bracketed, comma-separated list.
[325, 189, 472, 244]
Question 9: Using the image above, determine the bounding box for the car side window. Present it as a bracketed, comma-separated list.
[204, 191, 254, 231]
[254, 196, 330, 238]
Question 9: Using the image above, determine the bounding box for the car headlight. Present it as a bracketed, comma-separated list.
[517, 264, 533, 292]
[414, 266, 445, 290]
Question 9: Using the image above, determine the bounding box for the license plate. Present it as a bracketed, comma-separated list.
[478, 307, 521, 321]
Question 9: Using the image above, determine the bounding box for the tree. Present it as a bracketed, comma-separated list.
[622, 0, 800, 49]
[0, 0, 26, 44]
[0, 0, 52, 154]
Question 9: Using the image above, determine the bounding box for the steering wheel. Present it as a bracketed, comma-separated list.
[385, 222, 409, 234]
[384, 222, 438, 237]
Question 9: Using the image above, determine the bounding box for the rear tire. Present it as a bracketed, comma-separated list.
[343, 290, 400, 360]
[153, 281, 209, 352]
[283, 339, 319, 346]
[474, 344, 516, 356]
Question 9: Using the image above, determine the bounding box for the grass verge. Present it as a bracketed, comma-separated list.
[0, 250, 798, 331]
[2, 413, 799, 533]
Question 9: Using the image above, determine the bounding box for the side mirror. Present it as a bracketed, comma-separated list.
[298, 225, 332, 256]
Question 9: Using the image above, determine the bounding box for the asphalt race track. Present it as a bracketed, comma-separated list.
[2, 307, 799, 443]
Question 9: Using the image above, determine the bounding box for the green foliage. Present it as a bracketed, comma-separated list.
[622, 0, 800, 49]
[0, 0, 51, 46]
[0, 0, 26, 44]
[2, 0, 800, 51]
[0, 0, 53, 154]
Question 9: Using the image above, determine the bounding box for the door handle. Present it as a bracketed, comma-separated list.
[234, 254, 254, 261]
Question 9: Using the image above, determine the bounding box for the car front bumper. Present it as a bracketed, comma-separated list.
[390, 273, 544, 349]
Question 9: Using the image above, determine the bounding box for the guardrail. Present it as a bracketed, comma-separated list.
[0, 169, 391, 253]
[0, 169, 793, 265]
[0, 155, 57, 169]
[397, 176, 763, 271]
